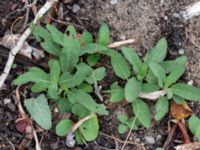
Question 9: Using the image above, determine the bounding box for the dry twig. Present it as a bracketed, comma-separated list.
[108, 39, 135, 48]
[0, 0, 58, 89]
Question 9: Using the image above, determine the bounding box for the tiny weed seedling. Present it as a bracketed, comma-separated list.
[107, 37, 200, 135]
[13, 24, 110, 143]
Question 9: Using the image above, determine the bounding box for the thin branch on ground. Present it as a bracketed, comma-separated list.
[5, 0, 38, 20]
[0, 0, 58, 89]
[100, 132, 146, 150]
[71, 113, 95, 132]
[121, 110, 139, 150]
[108, 39, 135, 48]
[21, 0, 31, 32]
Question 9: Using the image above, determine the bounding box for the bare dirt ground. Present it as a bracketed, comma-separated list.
[1, 0, 200, 149]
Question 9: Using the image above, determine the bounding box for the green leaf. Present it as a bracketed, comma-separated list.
[32, 25, 61, 56]
[56, 119, 73, 136]
[144, 37, 167, 64]
[121, 47, 142, 73]
[127, 117, 140, 130]
[171, 83, 200, 101]
[41, 40, 61, 56]
[59, 63, 92, 88]
[66, 25, 76, 38]
[81, 43, 108, 55]
[160, 56, 187, 74]
[109, 82, 125, 103]
[164, 66, 185, 88]
[24, 94, 52, 130]
[146, 70, 157, 84]
[138, 63, 148, 79]
[175, 56, 187, 66]
[79, 115, 99, 141]
[80, 31, 93, 45]
[155, 96, 169, 121]
[75, 130, 84, 144]
[189, 115, 200, 141]
[31, 81, 49, 92]
[86, 54, 100, 66]
[98, 23, 110, 46]
[118, 124, 128, 134]
[58, 98, 72, 113]
[78, 83, 93, 93]
[72, 104, 90, 118]
[149, 62, 166, 87]
[67, 89, 108, 115]
[31, 25, 51, 42]
[118, 114, 128, 123]
[60, 35, 81, 72]
[48, 82, 58, 100]
[49, 60, 60, 83]
[156, 148, 164, 150]
[46, 24, 64, 45]
[13, 67, 50, 85]
[173, 95, 185, 104]
[106, 50, 131, 80]
[125, 78, 141, 102]
[85, 67, 106, 84]
[132, 99, 151, 128]
[142, 83, 160, 93]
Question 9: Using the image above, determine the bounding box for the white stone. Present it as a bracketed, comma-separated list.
[4, 98, 11, 105]
[110, 0, 118, 5]
[145, 136, 155, 144]
[72, 4, 80, 13]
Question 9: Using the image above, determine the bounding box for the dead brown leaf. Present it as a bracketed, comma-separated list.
[170, 101, 192, 120]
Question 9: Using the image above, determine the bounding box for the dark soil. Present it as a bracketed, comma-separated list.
[1, 0, 200, 150]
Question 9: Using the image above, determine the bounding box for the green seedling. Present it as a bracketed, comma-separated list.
[108, 37, 200, 132]
[13, 24, 110, 143]
[117, 114, 140, 134]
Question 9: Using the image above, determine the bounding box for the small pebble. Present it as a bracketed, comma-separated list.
[156, 134, 162, 142]
[110, 0, 118, 5]
[4, 98, 11, 105]
[135, 138, 140, 142]
[187, 80, 193, 85]
[72, 4, 81, 13]
[144, 136, 155, 144]
[178, 48, 184, 55]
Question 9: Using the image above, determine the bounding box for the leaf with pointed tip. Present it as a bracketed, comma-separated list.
[121, 47, 142, 73]
[67, 89, 108, 115]
[85, 67, 106, 84]
[144, 37, 167, 64]
[149, 62, 166, 87]
[171, 83, 200, 101]
[24, 94, 52, 130]
[98, 23, 110, 46]
[132, 99, 151, 128]
[164, 66, 185, 88]
[125, 78, 141, 102]
[105, 50, 131, 80]
[155, 96, 169, 121]
[13, 67, 50, 85]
